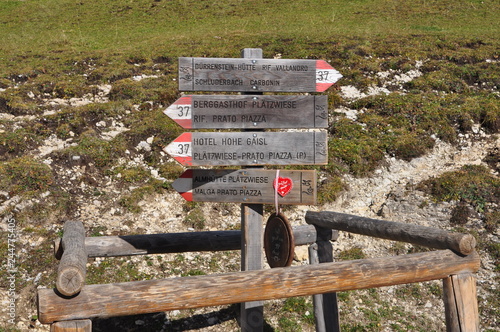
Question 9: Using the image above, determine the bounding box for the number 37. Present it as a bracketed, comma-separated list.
[177, 143, 190, 155]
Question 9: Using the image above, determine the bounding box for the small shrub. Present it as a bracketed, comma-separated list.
[0, 156, 54, 196]
[61, 130, 125, 168]
[183, 207, 205, 230]
[337, 247, 366, 261]
[0, 128, 41, 160]
[318, 175, 346, 204]
[450, 201, 471, 225]
[417, 165, 499, 211]
[119, 179, 166, 213]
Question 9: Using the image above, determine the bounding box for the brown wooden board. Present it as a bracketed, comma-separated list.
[164, 131, 328, 166]
[178, 57, 342, 92]
[37, 250, 480, 324]
[164, 95, 328, 129]
[172, 169, 316, 204]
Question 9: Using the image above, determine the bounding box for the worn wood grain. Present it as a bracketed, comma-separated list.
[50, 319, 91, 332]
[239, 47, 264, 332]
[305, 211, 476, 255]
[178, 57, 341, 92]
[56, 221, 87, 297]
[54, 226, 336, 258]
[172, 169, 317, 205]
[164, 131, 329, 167]
[38, 250, 480, 324]
[164, 94, 329, 129]
[309, 243, 340, 332]
[443, 273, 480, 332]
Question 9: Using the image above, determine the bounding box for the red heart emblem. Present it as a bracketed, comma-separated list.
[273, 177, 293, 197]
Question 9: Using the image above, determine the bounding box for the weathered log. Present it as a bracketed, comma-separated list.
[53, 226, 337, 258]
[305, 211, 476, 255]
[309, 243, 340, 332]
[38, 249, 480, 324]
[50, 319, 91, 332]
[443, 273, 479, 332]
[240, 47, 265, 332]
[55, 221, 87, 297]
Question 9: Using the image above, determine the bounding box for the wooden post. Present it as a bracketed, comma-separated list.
[443, 273, 480, 332]
[305, 211, 476, 255]
[239, 44, 265, 332]
[309, 226, 340, 332]
[56, 221, 87, 296]
[50, 319, 91, 332]
[38, 250, 480, 324]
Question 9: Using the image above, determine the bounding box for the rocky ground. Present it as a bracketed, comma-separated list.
[0, 61, 498, 331]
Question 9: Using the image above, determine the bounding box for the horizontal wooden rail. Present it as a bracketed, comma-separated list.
[54, 225, 337, 258]
[38, 249, 479, 324]
[56, 221, 87, 297]
[305, 211, 476, 255]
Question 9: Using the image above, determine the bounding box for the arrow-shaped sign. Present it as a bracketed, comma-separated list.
[178, 57, 342, 92]
[173, 169, 316, 204]
[164, 95, 328, 129]
[164, 131, 328, 167]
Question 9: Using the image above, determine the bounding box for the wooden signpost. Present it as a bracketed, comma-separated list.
[164, 49, 341, 332]
[172, 169, 316, 204]
[179, 57, 342, 92]
[164, 95, 328, 129]
[164, 131, 328, 167]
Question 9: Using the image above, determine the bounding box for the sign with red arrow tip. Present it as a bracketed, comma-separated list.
[164, 95, 328, 129]
[172, 169, 316, 204]
[178, 57, 342, 92]
[164, 131, 328, 167]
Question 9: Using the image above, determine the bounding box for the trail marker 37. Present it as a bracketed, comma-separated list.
[164, 131, 328, 167]
[164, 95, 328, 129]
[178, 57, 342, 92]
[164, 49, 342, 331]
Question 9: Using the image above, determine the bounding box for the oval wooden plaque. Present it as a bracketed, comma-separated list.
[264, 212, 295, 268]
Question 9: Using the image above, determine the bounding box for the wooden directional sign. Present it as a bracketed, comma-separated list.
[178, 57, 342, 92]
[164, 131, 328, 166]
[172, 169, 316, 204]
[164, 95, 328, 129]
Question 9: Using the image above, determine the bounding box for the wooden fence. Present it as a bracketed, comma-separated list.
[37, 211, 480, 332]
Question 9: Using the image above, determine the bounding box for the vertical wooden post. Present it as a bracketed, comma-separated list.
[442, 273, 479, 332]
[50, 319, 91, 332]
[240, 47, 264, 332]
[309, 227, 340, 332]
[56, 221, 87, 296]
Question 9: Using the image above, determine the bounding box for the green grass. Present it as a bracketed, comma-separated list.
[0, 0, 499, 76]
[0, 156, 54, 196]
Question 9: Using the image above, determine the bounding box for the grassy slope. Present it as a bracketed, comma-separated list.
[0, 0, 499, 331]
[0, 0, 499, 64]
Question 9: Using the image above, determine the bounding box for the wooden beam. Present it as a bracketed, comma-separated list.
[50, 319, 91, 332]
[305, 211, 476, 255]
[38, 249, 480, 324]
[239, 47, 264, 332]
[53, 226, 336, 258]
[443, 273, 480, 332]
[309, 243, 340, 332]
[56, 221, 87, 297]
